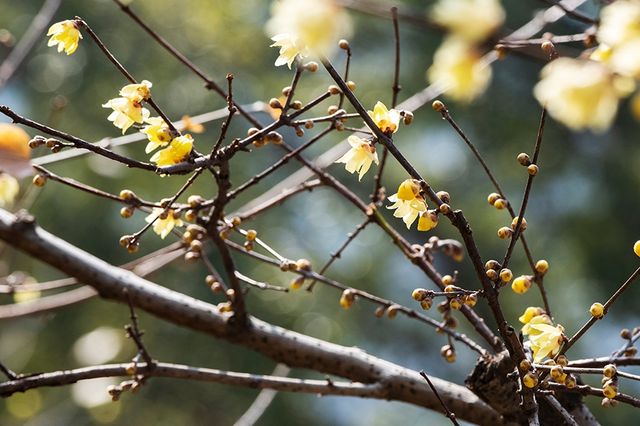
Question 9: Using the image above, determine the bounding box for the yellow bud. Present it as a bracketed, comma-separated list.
[339, 289, 356, 309]
[550, 365, 564, 381]
[486, 269, 498, 280]
[386, 304, 400, 318]
[603, 383, 618, 399]
[485, 260, 500, 270]
[519, 359, 531, 371]
[432, 100, 445, 112]
[603, 364, 617, 378]
[487, 192, 501, 205]
[296, 258, 312, 271]
[120, 206, 134, 218]
[512, 275, 532, 294]
[511, 217, 527, 232]
[499, 268, 513, 283]
[449, 298, 462, 310]
[269, 98, 282, 109]
[119, 189, 136, 200]
[523, 372, 538, 388]
[497, 226, 513, 239]
[527, 164, 539, 176]
[464, 294, 477, 307]
[634, 240, 640, 258]
[32, 174, 47, 187]
[403, 111, 414, 125]
[187, 195, 204, 208]
[338, 39, 350, 50]
[246, 229, 257, 241]
[556, 355, 568, 366]
[535, 260, 549, 274]
[328, 85, 341, 95]
[442, 275, 454, 286]
[494, 199, 507, 210]
[420, 298, 433, 310]
[590, 302, 605, 319]
[412, 288, 429, 301]
[517, 153, 531, 166]
[346, 80, 356, 91]
[565, 374, 577, 389]
[304, 62, 318, 72]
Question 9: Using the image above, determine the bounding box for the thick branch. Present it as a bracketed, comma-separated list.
[0, 208, 504, 425]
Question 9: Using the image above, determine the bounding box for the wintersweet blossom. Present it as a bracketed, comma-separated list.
[150, 134, 193, 167]
[141, 117, 173, 153]
[47, 20, 82, 55]
[520, 307, 563, 362]
[0, 123, 31, 178]
[0, 173, 19, 207]
[270, 34, 309, 69]
[335, 135, 379, 180]
[387, 179, 428, 229]
[103, 98, 150, 134]
[427, 37, 492, 102]
[597, 0, 640, 48]
[430, 0, 504, 42]
[368, 102, 401, 134]
[102, 81, 153, 134]
[528, 323, 564, 362]
[119, 80, 153, 103]
[145, 208, 184, 239]
[610, 39, 640, 78]
[534, 58, 633, 132]
[266, 0, 352, 67]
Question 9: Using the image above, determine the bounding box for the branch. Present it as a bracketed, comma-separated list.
[0, 208, 504, 425]
[0, 0, 62, 88]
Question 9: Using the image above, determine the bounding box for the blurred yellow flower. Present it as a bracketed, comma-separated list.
[180, 115, 205, 133]
[534, 58, 632, 132]
[0, 123, 31, 178]
[270, 34, 309, 69]
[266, 0, 352, 66]
[0, 173, 19, 207]
[610, 39, 640, 78]
[145, 208, 183, 239]
[335, 135, 379, 180]
[387, 179, 427, 229]
[150, 134, 194, 166]
[368, 101, 401, 134]
[103, 98, 150, 134]
[47, 20, 82, 55]
[430, 0, 504, 42]
[427, 37, 492, 102]
[141, 117, 173, 153]
[597, 0, 640, 48]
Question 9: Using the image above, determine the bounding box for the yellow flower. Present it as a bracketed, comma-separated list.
[417, 211, 438, 232]
[430, 0, 504, 42]
[427, 37, 492, 102]
[518, 307, 545, 325]
[150, 134, 194, 166]
[533, 58, 632, 132]
[145, 208, 183, 239]
[387, 179, 428, 229]
[528, 322, 564, 362]
[270, 33, 309, 69]
[368, 101, 401, 134]
[597, 0, 640, 48]
[141, 117, 173, 153]
[47, 20, 82, 55]
[266, 0, 352, 66]
[119, 80, 153, 103]
[0, 173, 19, 207]
[335, 135, 379, 180]
[103, 98, 150, 134]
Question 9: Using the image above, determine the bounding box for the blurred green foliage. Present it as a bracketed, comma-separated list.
[1, 0, 640, 424]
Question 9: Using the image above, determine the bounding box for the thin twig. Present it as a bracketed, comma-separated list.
[0, 0, 62, 88]
[0, 362, 17, 380]
[125, 294, 154, 366]
[419, 370, 460, 425]
[561, 266, 640, 356]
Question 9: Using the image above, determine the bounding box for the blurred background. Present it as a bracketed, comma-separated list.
[1, 0, 640, 424]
